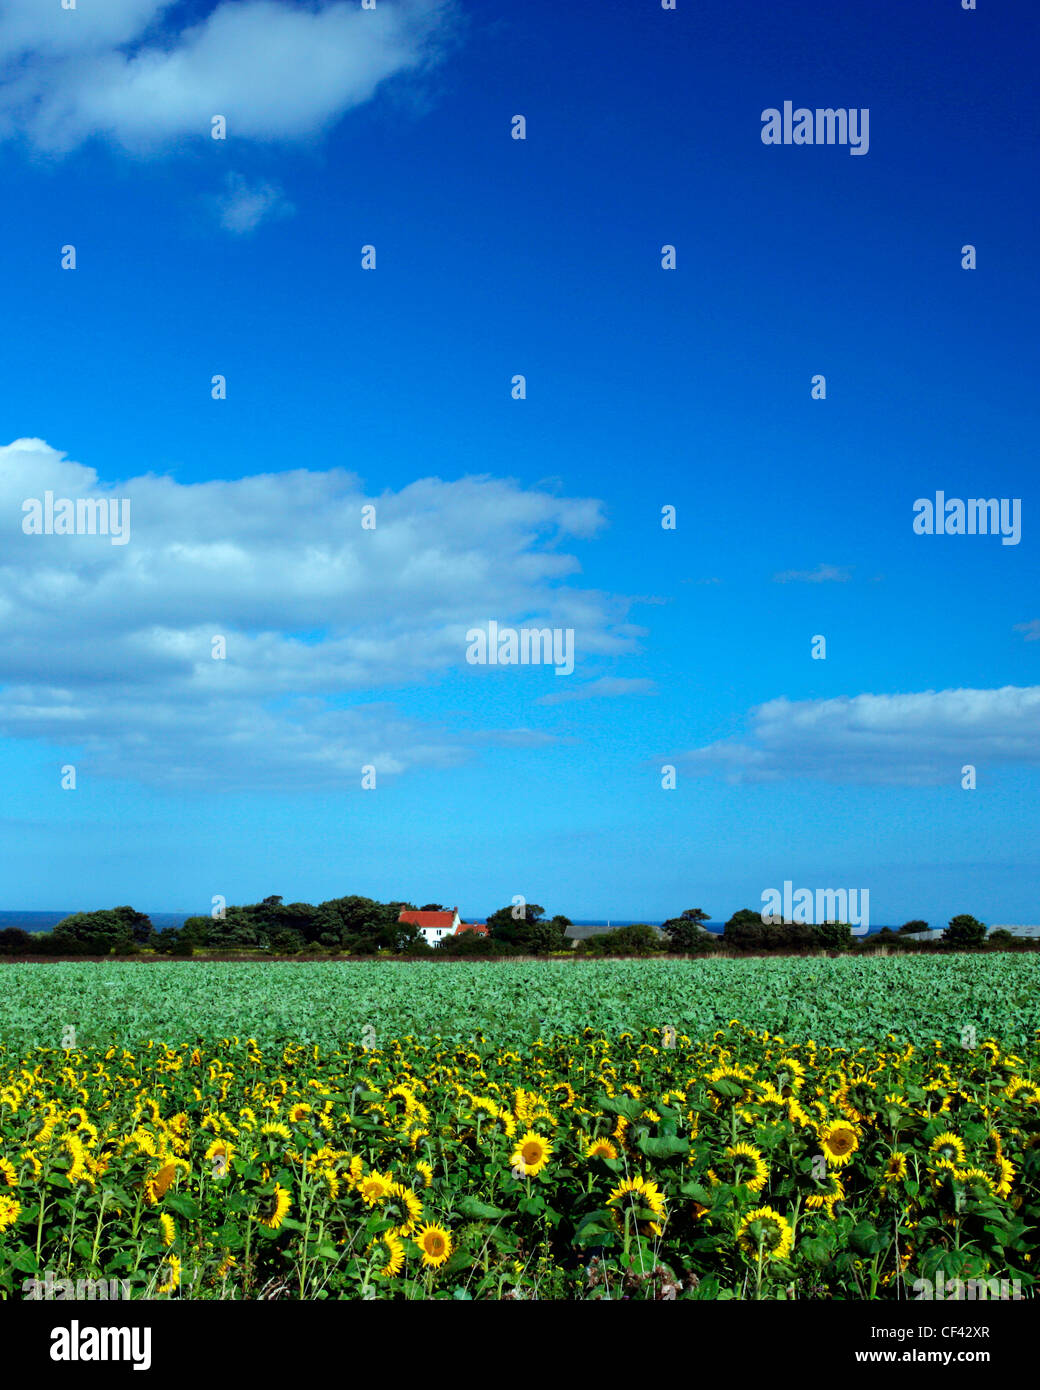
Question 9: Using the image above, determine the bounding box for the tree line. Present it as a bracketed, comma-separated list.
[0, 900, 1019, 959]
[0, 898, 573, 957]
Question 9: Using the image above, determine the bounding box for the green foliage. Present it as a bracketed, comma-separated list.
[813, 921, 853, 949]
[944, 914, 987, 948]
[661, 908, 713, 952]
[2, 955, 1037, 1050]
[578, 924, 663, 957]
[52, 906, 152, 955]
[0, 928, 32, 956]
[485, 904, 567, 955]
[899, 920, 930, 935]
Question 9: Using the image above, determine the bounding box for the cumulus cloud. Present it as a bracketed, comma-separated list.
[0, 0, 457, 151]
[674, 686, 1040, 785]
[213, 172, 294, 233]
[1014, 620, 1040, 642]
[0, 437, 634, 788]
[772, 563, 852, 584]
[538, 677, 655, 706]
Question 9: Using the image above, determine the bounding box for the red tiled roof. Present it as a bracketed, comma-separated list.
[455, 922, 489, 936]
[398, 909, 456, 929]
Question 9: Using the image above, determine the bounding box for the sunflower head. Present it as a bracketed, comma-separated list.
[416, 1222, 453, 1269]
[509, 1131, 553, 1178]
[255, 1184, 291, 1230]
[585, 1137, 618, 1162]
[819, 1122, 859, 1166]
[359, 1171, 394, 1207]
[736, 1206, 794, 1263]
[929, 1132, 967, 1165]
[606, 1175, 667, 1236]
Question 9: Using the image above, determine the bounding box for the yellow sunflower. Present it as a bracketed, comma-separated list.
[607, 1175, 667, 1221]
[157, 1255, 181, 1294]
[819, 1122, 859, 1166]
[359, 1171, 394, 1206]
[736, 1206, 794, 1262]
[724, 1142, 769, 1193]
[0, 1194, 21, 1232]
[955, 1167, 999, 1197]
[930, 1132, 967, 1165]
[585, 1137, 618, 1162]
[388, 1182, 424, 1236]
[144, 1158, 188, 1205]
[805, 1174, 844, 1219]
[205, 1139, 233, 1176]
[416, 1222, 453, 1268]
[369, 1231, 405, 1279]
[994, 1156, 1015, 1198]
[884, 1152, 908, 1183]
[255, 1184, 291, 1230]
[509, 1131, 553, 1178]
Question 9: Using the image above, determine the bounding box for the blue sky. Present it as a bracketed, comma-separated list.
[0, 0, 1037, 925]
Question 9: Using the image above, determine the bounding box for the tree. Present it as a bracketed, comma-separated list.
[661, 908, 712, 952]
[723, 908, 767, 951]
[898, 920, 929, 935]
[180, 916, 212, 949]
[522, 919, 569, 955]
[52, 906, 152, 955]
[487, 902, 537, 944]
[813, 921, 853, 949]
[389, 917, 423, 953]
[943, 914, 986, 948]
[0, 928, 32, 956]
[313, 896, 411, 950]
[418, 903, 444, 912]
[579, 924, 662, 957]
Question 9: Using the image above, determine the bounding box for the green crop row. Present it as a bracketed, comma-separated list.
[0, 954, 1037, 1050]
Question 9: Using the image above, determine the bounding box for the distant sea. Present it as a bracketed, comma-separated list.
[0, 911, 192, 932]
[0, 912, 900, 936]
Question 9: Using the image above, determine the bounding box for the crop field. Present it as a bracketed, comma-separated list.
[0, 954, 1038, 1050]
[0, 957, 1037, 1300]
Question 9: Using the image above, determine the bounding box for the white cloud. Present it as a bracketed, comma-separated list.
[0, 438, 634, 788]
[1014, 619, 1040, 642]
[0, 0, 457, 151]
[0, 0, 173, 58]
[675, 686, 1040, 785]
[538, 677, 655, 705]
[214, 172, 293, 233]
[772, 563, 852, 584]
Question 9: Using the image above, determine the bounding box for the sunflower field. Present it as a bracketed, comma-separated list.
[1, 1023, 1038, 1299]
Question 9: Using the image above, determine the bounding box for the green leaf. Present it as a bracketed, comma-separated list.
[595, 1094, 646, 1121]
[636, 1134, 689, 1159]
[164, 1192, 202, 1220]
[454, 1196, 508, 1220]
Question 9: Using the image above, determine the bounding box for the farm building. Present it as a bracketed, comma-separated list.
[915, 924, 1040, 941]
[397, 907, 488, 946]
